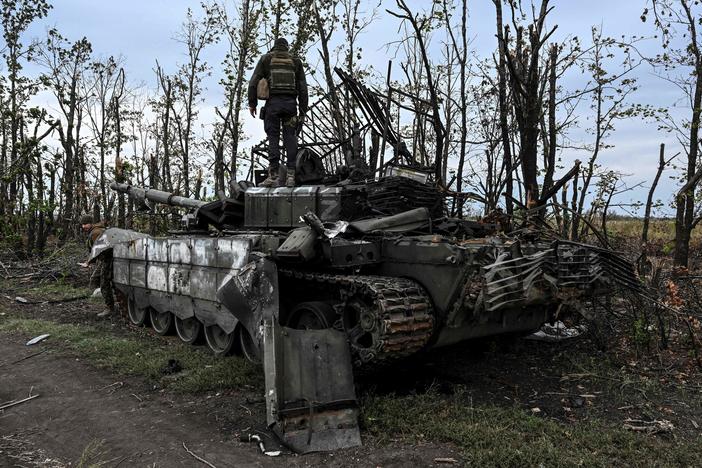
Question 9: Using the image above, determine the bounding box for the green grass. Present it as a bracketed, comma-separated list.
[362, 387, 702, 467]
[0, 317, 262, 394]
[11, 278, 93, 301]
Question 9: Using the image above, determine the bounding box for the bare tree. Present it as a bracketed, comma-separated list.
[642, 143, 675, 243]
[388, 0, 446, 183]
[83, 56, 124, 217]
[644, 0, 702, 267]
[0, 0, 51, 222]
[442, 0, 469, 215]
[215, 0, 262, 190]
[501, 0, 557, 207]
[311, 0, 348, 148]
[570, 28, 640, 239]
[171, 6, 220, 197]
[37, 29, 92, 238]
[154, 63, 174, 192]
[493, 0, 514, 215]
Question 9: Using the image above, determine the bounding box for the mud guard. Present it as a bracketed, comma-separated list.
[216, 253, 280, 350]
[216, 255, 362, 453]
[263, 320, 361, 453]
[88, 228, 149, 264]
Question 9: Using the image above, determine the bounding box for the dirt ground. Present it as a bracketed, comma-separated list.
[1, 261, 702, 467]
[0, 274, 460, 467]
[0, 332, 462, 468]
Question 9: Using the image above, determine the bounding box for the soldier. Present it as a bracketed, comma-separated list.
[248, 37, 309, 188]
[80, 214, 113, 318]
[80, 214, 105, 248]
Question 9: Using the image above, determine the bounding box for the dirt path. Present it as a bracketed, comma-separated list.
[0, 332, 458, 468]
[0, 334, 278, 467]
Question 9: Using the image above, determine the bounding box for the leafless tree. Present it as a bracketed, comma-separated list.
[644, 0, 702, 267]
[500, 0, 557, 207]
[387, 0, 447, 183]
[37, 29, 92, 237]
[171, 6, 220, 197]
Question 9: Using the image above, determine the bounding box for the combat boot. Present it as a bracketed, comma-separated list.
[259, 167, 279, 188]
[285, 168, 296, 187]
[277, 166, 288, 187]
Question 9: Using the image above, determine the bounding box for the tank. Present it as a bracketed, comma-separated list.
[88, 71, 640, 454]
[91, 176, 639, 453]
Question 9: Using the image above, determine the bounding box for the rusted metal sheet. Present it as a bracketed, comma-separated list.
[262, 319, 361, 453]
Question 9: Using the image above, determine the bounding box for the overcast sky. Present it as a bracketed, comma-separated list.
[19, 0, 694, 215]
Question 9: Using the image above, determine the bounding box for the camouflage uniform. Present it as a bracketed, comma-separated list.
[87, 221, 106, 249]
[81, 216, 113, 313]
[248, 38, 309, 184]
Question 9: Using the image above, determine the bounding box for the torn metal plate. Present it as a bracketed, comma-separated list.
[216, 256, 279, 346]
[263, 320, 361, 453]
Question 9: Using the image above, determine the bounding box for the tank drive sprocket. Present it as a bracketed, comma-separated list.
[280, 270, 435, 367]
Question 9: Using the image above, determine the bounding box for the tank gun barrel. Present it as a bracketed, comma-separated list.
[110, 182, 206, 210]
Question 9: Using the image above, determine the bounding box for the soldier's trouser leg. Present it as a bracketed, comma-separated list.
[282, 117, 298, 169]
[99, 257, 114, 312]
[264, 109, 281, 171]
[266, 96, 298, 170]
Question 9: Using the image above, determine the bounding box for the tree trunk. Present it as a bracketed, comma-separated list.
[494, 1, 513, 215]
[543, 45, 558, 195]
[673, 68, 702, 267]
[642, 144, 666, 244]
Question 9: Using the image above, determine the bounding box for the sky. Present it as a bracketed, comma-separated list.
[17, 0, 695, 215]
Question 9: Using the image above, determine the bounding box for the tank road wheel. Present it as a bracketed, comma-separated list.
[285, 301, 337, 330]
[175, 316, 203, 345]
[127, 296, 149, 327]
[278, 270, 435, 367]
[343, 299, 376, 350]
[205, 324, 236, 357]
[150, 308, 174, 335]
[236, 324, 260, 363]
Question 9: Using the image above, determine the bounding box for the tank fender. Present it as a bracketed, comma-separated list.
[216, 253, 279, 353]
[88, 228, 150, 264]
[262, 319, 361, 453]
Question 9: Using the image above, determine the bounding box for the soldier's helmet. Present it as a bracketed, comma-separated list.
[80, 214, 94, 225]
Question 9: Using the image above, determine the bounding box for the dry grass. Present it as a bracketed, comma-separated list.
[606, 218, 702, 243]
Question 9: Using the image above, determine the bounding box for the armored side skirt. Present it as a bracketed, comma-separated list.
[112, 236, 251, 333]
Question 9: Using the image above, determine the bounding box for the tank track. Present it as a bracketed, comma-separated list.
[280, 269, 435, 367]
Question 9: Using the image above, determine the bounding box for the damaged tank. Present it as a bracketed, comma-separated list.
[88, 69, 641, 454]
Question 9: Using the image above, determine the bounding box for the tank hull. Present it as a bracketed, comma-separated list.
[105, 229, 635, 363]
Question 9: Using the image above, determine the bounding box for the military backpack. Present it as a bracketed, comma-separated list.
[268, 51, 297, 95]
